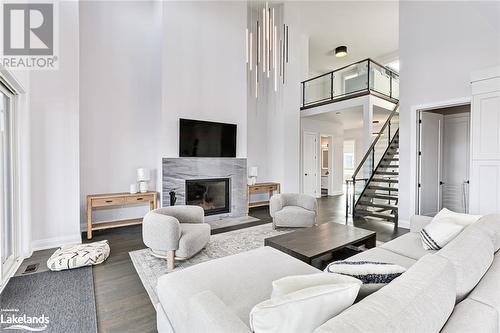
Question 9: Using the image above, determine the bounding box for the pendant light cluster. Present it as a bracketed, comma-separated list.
[246, 2, 289, 98]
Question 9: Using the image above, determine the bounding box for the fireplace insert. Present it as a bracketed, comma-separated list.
[185, 178, 230, 216]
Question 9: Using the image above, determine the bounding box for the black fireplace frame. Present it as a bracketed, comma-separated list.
[185, 178, 231, 216]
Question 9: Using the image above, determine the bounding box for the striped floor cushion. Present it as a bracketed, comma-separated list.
[47, 240, 110, 271]
[325, 260, 406, 297]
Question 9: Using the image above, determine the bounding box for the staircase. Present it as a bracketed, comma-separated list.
[347, 104, 399, 226]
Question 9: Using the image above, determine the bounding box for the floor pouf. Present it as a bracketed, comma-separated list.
[47, 240, 110, 271]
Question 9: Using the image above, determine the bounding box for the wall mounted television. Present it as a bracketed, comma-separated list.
[179, 118, 237, 157]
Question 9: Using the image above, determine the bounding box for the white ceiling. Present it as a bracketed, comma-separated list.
[308, 105, 392, 130]
[297, 1, 399, 76]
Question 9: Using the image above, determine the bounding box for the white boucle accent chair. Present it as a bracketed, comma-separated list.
[142, 205, 210, 270]
[269, 193, 318, 229]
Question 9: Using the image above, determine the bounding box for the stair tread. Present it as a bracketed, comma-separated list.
[371, 178, 398, 183]
[355, 210, 396, 221]
[375, 171, 399, 175]
[358, 201, 397, 210]
[363, 194, 398, 200]
[368, 185, 399, 191]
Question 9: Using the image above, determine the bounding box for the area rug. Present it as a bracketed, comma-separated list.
[129, 223, 291, 307]
[0, 267, 97, 333]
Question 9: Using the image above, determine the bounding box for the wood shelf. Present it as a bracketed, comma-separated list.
[248, 201, 272, 208]
[91, 218, 143, 231]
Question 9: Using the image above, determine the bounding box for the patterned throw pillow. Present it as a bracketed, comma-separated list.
[47, 240, 110, 271]
[325, 260, 406, 297]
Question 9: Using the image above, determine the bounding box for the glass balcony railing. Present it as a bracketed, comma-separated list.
[301, 59, 399, 109]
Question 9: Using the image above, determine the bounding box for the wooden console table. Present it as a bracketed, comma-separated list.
[86, 192, 158, 239]
[247, 182, 281, 212]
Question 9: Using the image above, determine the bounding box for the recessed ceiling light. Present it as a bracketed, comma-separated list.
[335, 46, 347, 58]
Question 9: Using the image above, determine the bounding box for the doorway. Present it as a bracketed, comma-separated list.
[320, 136, 333, 197]
[302, 132, 318, 197]
[417, 104, 471, 216]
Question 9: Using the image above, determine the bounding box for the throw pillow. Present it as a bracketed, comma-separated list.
[47, 240, 110, 271]
[431, 208, 482, 227]
[419, 208, 482, 250]
[271, 272, 362, 298]
[325, 260, 406, 297]
[249, 282, 361, 333]
[420, 220, 464, 250]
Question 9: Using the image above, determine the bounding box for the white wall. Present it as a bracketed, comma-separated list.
[79, 1, 162, 226]
[161, 1, 247, 163]
[399, 1, 500, 226]
[247, 2, 307, 193]
[343, 128, 364, 175]
[300, 118, 344, 196]
[29, 1, 81, 249]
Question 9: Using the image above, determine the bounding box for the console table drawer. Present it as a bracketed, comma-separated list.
[125, 195, 152, 204]
[249, 185, 279, 193]
[92, 197, 126, 207]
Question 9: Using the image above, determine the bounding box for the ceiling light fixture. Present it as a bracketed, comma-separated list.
[335, 46, 347, 58]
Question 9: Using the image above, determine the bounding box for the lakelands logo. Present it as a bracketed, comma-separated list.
[0, 309, 49, 331]
[1, 2, 58, 70]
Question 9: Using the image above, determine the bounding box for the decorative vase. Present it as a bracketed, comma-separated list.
[139, 181, 148, 193]
[130, 183, 138, 194]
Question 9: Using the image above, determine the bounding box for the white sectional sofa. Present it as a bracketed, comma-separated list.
[156, 214, 500, 333]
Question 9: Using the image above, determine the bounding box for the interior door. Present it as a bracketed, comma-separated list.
[418, 111, 443, 216]
[442, 114, 470, 213]
[303, 132, 317, 197]
[0, 88, 15, 282]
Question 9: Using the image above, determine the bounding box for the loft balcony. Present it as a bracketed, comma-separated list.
[301, 59, 399, 110]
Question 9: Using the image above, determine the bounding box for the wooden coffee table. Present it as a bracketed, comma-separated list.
[264, 222, 376, 265]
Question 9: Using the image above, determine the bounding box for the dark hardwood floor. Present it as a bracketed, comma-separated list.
[14, 195, 407, 333]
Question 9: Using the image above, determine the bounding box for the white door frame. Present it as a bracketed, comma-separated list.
[0, 71, 27, 290]
[409, 97, 472, 217]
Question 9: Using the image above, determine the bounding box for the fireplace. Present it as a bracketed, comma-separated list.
[185, 178, 230, 216]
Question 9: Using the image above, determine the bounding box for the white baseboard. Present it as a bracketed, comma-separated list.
[31, 234, 82, 252]
[398, 219, 410, 230]
[329, 190, 344, 196]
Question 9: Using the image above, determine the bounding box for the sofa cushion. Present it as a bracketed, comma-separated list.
[156, 246, 320, 333]
[381, 232, 436, 260]
[467, 252, 500, 312]
[314, 255, 456, 333]
[176, 223, 211, 259]
[187, 291, 252, 333]
[473, 214, 500, 252]
[274, 206, 316, 227]
[436, 226, 495, 302]
[441, 299, 498, 333]
[347, 247, 416, 269]
[271, 273, 361, 299]
[250, 282, 361, 333]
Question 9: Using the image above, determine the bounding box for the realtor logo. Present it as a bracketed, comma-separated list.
[3, 4, 53, 55]
[1, 2, 58, 69]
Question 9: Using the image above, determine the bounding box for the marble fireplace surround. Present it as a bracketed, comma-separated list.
[162, 158, 247, 220]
